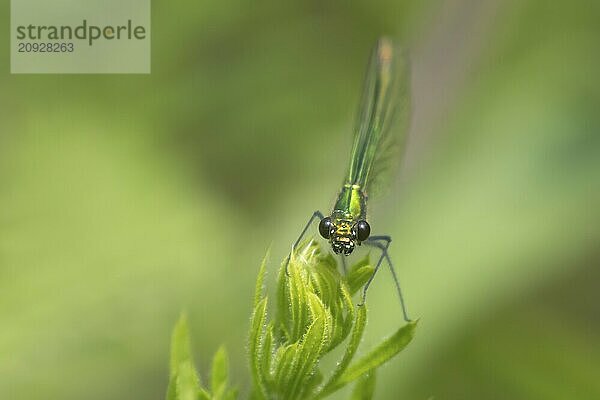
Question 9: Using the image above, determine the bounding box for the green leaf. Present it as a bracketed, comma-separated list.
[166, 379, 177, 400]
[286, 293, 330, 399]
[271, 292, 330, 399]
[339, 320, 418, 385]
[211, 345, 229, 397]
[316, 305, 367, 398]
[350, 370, 377, 400]
[223, 387, 239, 400]
[167, 314, 204, 400]
[309, 257, 340, 307]
[175, 361, 201, 400]
[198, 387, 211, 400]
[276, 261, 291, 340]
[288, 259, 310, 342]
[349, 254, 371, 272]
[346, 262, 375, 296]
[249, 297, 269, 400]
[254, 250, 270, 308]
[328, 282, 355, 350]
[274, 343, 299, 393]
[169, 314, 194, 377]
[245, 242, 417, 400]
[261, 323, 275, 389]
[304, 370, 324, 397]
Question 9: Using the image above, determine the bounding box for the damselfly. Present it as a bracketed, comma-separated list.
[289, 37, 412, 322]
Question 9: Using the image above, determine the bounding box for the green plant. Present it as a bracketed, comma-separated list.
[167, 240, 417, 400]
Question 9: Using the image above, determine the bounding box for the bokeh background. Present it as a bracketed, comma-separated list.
[1, 1, 599, 399]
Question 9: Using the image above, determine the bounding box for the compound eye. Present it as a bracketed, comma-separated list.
[355, 220, 370, 242]
[319, 217, 334, 239]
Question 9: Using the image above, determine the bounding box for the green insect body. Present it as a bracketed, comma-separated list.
[320, 37, 409, 256]
[290, 37, 412, 321]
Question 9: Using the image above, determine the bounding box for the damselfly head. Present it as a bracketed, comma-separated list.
[318, 216, 371, 256]
[332, 235, 355, 255]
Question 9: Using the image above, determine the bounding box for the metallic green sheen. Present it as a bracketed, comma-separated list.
[333, 184, 367, 221]
[331, 37, 409, 223]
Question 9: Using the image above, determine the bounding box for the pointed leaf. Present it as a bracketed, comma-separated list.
[167, 314, 204, 400]
[198, 387, 211, 400]
[346, 264, 375, 296]
[340, 320, 417, 385]
[328, 283, 356, 350]
[274, 343, 299, 393]
[211, 345, 229, 395]
[223, 387, 239, 400]
[288, 259, 309, 341]
[169, 314, 193, 376]
[261, 323, 274, 389]
[350, 370, 377, 400]
[248, 298, 269, 400]
[309, 257, 340, 307]
[254, 250, 270, 308]
[349, 254, 371, 272]
[276, 263, 291, 340]
[175, 361, 200, 400]
[286, 293, 330, 399]
[304, 370, 324, 397]
[317, 305, 367, 398]
[166, 374, 178, 400]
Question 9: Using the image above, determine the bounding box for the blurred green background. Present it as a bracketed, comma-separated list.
[1, 1, 599, 399]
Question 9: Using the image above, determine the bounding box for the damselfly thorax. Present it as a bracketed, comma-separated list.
[319, 184, 370, 255]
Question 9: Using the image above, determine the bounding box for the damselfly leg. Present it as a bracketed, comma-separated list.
[339, 255, 348, 274]
[285, 210, 325, 275]
[361, 235, 412, 322]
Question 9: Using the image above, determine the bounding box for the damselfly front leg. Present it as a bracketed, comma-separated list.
[339, 255, 348, 274]
[285, 210, 325, 274]
[361, 235, 412, 322]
